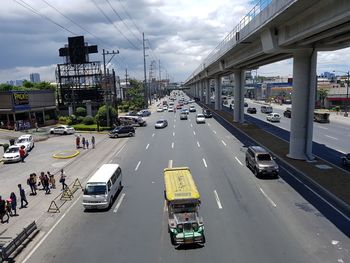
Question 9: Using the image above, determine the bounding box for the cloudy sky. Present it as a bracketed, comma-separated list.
[0, 0, 349, 84]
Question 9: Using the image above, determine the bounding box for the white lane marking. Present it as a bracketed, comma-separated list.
[174, 119, 176, 122]
[173, 132, 175, 137]
[221, 140, 226, 146]
[280, 166, 350, 221]
[316, 126, 328, 130]
[213, 130, 217, 134]
[172, 142, 174, 149]
[325, 135, 338, 140]
[208, 123, 211, 126]
[145, 143, 150, 150]
[174, 125, 176, 128]
[197, 141, 200, 147]
[113, 193, 125, 213]
[152, 133, 155, 137]
[202, 158, 207, 168]
[190, 124, 193, 128]
[135, 161, 141, 171]
[259, 187, 277, 207]
[214, 190, 223, 209]
[193, 131, 196, 135]
[22, 196, 82, 263]
[235, 156, 243, 166]
[113, 144, 126, 157]
[168, 160, 173, 168]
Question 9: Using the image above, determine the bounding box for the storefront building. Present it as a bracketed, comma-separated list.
[0, 90, 57, 130]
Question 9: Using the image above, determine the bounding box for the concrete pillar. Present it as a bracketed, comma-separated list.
[205, 79, 210, 104]
[86, 101, 92, 116]
[200, 81, 204, 101]
[233, 69, 245, 123]
[288, 49, 317, 160]
[214, 76, 221, 110]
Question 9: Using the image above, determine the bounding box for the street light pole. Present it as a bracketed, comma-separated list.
[345, 71, 349, 117]
[103, 49, 119, 127]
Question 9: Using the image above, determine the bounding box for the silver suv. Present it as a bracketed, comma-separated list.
[245, 146, 279, 178]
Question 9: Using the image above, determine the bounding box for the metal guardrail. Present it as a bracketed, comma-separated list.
[0, 221, 37, 261]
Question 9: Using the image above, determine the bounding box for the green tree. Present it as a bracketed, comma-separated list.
[318, 89, 328, 108]
[76, 107, 87, 117]
[0, 83, 14, 91]
[128, 79, 146, 109]
[23, 80, 34, 88]
[95, 105, 117, 127]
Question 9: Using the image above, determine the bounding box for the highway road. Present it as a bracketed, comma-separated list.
[22, 100, 349, 263]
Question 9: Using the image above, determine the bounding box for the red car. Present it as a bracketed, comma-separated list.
[176, 104, 182, 109]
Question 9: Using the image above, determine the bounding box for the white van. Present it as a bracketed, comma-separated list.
[261, 105, 273, 113]
[82, 164, 122, 210]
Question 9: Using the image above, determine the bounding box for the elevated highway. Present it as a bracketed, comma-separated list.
[184, 0, 350, 160]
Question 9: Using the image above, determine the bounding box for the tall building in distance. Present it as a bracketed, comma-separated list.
[30, 73, 41, 83]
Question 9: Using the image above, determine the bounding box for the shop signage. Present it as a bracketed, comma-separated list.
[12, 92, 30, 111]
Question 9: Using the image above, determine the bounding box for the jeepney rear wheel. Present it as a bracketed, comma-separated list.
[170, 233, 176, 246]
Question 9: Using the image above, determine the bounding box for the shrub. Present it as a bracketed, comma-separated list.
[69, 114, 77, 124]
[83, 115, 95, 125]
[77, 116, 84, 123]
[76, 107, 87, 117]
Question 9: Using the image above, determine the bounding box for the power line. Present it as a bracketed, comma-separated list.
[91, 0, 139, 50]
[13, 0, 77, 35]
[117, 0, 143, 36]
[41, 0, 105, 45]
[105, 0, 142, 46]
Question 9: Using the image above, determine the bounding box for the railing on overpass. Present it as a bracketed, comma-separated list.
[186, 0, 273, 83]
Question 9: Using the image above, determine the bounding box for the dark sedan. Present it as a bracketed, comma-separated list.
[247, 107, 257, 114]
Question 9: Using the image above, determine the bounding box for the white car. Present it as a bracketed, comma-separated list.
[50, 125, 75, 135]
[266, 113, 281, 122]
[2, 145, 22, 163]
[196, 114, 206, 124]
[189, 105, 196, 112]
[15, 134, 34, 151]
[163, 105, 168, 111]
[168, 107, 174, 112]
[157, 107, 164, 112]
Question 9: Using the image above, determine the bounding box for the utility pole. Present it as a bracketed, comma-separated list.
[102, 49, 119, 128]
[149, 60, 156, 104]
[125, 68, 129, 101]
[143, 32, 148, 107]
[158, 60, 161, 98]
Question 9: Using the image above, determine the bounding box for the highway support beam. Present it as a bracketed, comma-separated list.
[288, 49, 317, 160]
[233, 69, 245, 123]
[205, 79, 210, 104]
[200, 80, 205, 102]
[214, 76, 222, 110]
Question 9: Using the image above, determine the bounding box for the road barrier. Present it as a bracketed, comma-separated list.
[48, 178, 83, 213]
[0, 221, 38, 261]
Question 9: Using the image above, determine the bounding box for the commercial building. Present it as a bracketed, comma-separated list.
[0, 90, 56, 130]
[30, 73, 41, 83]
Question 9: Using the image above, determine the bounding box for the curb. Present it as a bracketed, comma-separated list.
[52, 150, 80, 159]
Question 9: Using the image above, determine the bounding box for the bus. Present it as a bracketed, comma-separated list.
[164, 167, 205, 246]
[314, 111, 330, 123]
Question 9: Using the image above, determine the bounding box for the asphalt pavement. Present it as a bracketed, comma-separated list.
[19, 99, 350, 263]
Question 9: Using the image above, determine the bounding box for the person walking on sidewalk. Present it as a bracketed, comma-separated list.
[59, 169, 68, 191]
[39, 172, 45, 190]
[19, 146, 26, 162]
[48, 171, 56, 189]
[18, 184, 28, 208]
[86, 139, 89, 149]
[43, 174, 51, 194]
[28, 174, 37, 195]
[91, 136, 95, 149]
[82, 137, 86, 149]
[10, 192, 17, 216]
[76, 136, 80, 149]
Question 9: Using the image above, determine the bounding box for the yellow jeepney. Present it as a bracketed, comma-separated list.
[164, 167, 205, 246]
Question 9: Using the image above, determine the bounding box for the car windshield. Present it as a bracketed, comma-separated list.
[157, 120, 164, 124]
[6, 147, 19, 153]
[257, 154, 272, 161]
[197, 114, 204, 117]
[17, 138, 28, 143]
[84, 184, 106, 195]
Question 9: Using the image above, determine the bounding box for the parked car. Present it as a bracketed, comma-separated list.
[341, 153, 350, 166]
[50, 125, 75, 135]
[266, 113, 281, 122]
[137, 109, 151, 117]
[247, 107, 257, 114]
[126, 111, 138, 116]
[155, 119, 168, 129]
[2, 145, 22, 163]
[189, 105, 196, 112]
[283, 108, 292, 118]
[202, 109, 212, 118]
[15, 134, 34, 151]
[261, 106, 273, 113]
[196, 114, 206, 124]
[109, 126, 135, 138]
[245, 146, 279, 178]
[180, 113, 188, 120]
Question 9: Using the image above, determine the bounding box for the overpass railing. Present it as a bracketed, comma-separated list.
[186, 0, 273, 83]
